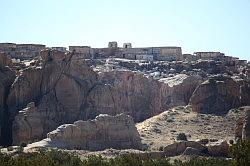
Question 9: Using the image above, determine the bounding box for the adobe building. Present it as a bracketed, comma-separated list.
[0, 43, 45, 60]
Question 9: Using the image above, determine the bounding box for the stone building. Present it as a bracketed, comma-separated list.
[69, 46, 93, 58]
[52, 47, 67, 52]
[194, 52, 225, 61]
[108, 41, 118, 48]
[123, 43, 132, 48]
[136, 54, 154, 61]
[0, 43, 45, 60]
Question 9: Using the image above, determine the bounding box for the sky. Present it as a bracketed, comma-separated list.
[0, 0, 250, 60]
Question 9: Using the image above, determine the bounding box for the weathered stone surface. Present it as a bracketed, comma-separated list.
[12, 102, 43, 145]
[242, 107, 250, 139]
[182, 147, 203, 156]
[189, 75, 241, 114]
[235, 107, 250, 140]
[163, 141, 207, 156]
[9, 49, 98, 145]
[0, 53, 15, 145]
[206, 140, 229, 157]
[46, 114, 142, 150]
[0, 52, 12, 68]
[86, 73, 202, 122]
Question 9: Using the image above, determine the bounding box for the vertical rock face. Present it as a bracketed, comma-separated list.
[9, 49, 98, 145]
[47, 114, 142, 150]
[189, 75, 241, 114]
[235, 107, 250, 140]
[86, 72, 202, 122]
[0, 53, 15, 145]
[12, 102, 43, 144]
[242, 107, 250, 139]
[8, 49, 203, 145]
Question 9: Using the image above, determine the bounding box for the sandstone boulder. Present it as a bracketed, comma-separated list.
[12, 102, 43, 145]
[206, 140, 229, 157]
[189, 75, 241, 114]
[47, 113, 142, 150]
[163, 141, 207, 156]
[182, 147, 203, 156]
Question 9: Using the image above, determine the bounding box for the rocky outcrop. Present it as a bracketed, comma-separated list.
[8, 49, 203, 145]
[0, 53, 15, 145]
[235, 106, 250, 140]
[8, 49, 98, 145]
[189, 75, 241, 114]
[12, 102, 43, 144]
[206, 140, 229, 157]
[163, 141, 207, 156]
[86, 73, 202, 122]
[46, 114, 142, 150]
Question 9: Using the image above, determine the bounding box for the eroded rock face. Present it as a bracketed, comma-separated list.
[86, 73, 202, 122]
[0, 53, 15, 145]
[8, 49, 203, 145]
[47, 114, 142, 150]
[12, 102, 43, 145]
[189, 75, 241, 114]
[9, 49, 98, 145]
[235, 106, 250, 140]
[206, 140, 229, 157]
[163, 141, 207, 156]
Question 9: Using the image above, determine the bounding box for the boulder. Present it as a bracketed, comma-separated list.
[189, 75, 241, 114]
[182, 147, 203, 156]
[206, 140, 229, 157]
[163, 141, 207, 156]
[47, 113, 142, 150]
[12, 102, 43, 145]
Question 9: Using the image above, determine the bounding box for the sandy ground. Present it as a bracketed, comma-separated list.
[136, 106, 243, 151]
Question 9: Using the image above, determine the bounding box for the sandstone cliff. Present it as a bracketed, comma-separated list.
[0, 53, 15, 145]
[189, 75, 241, 114]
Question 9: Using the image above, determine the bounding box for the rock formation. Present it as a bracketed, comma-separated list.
[86, 72, 202, 122]
[46, 113, 142, 150]
[206, 140, 229, 157]
[189, 75, 241, 114]
[163, 141, 207, 156]
[0, 53, 15, 145]
[235, 106, 250, 140]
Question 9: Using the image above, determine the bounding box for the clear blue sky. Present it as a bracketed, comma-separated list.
[1, 0, 250, 60]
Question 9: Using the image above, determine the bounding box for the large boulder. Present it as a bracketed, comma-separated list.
[12, 102, 43, 145]
[163, 141, 207, 156]
[189, 75, 241, 114]
[47, 114, 142, 150]
[206, 140, 229, 157]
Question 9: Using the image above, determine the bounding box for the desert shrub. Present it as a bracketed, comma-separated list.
[176, 132, 187, 141]
[230, 139, 250, 166]
[229, 140, 234, 145]
[159, 146, 164, 151]
[20, 142, 27, 147]
[6, 146, 13, 151]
